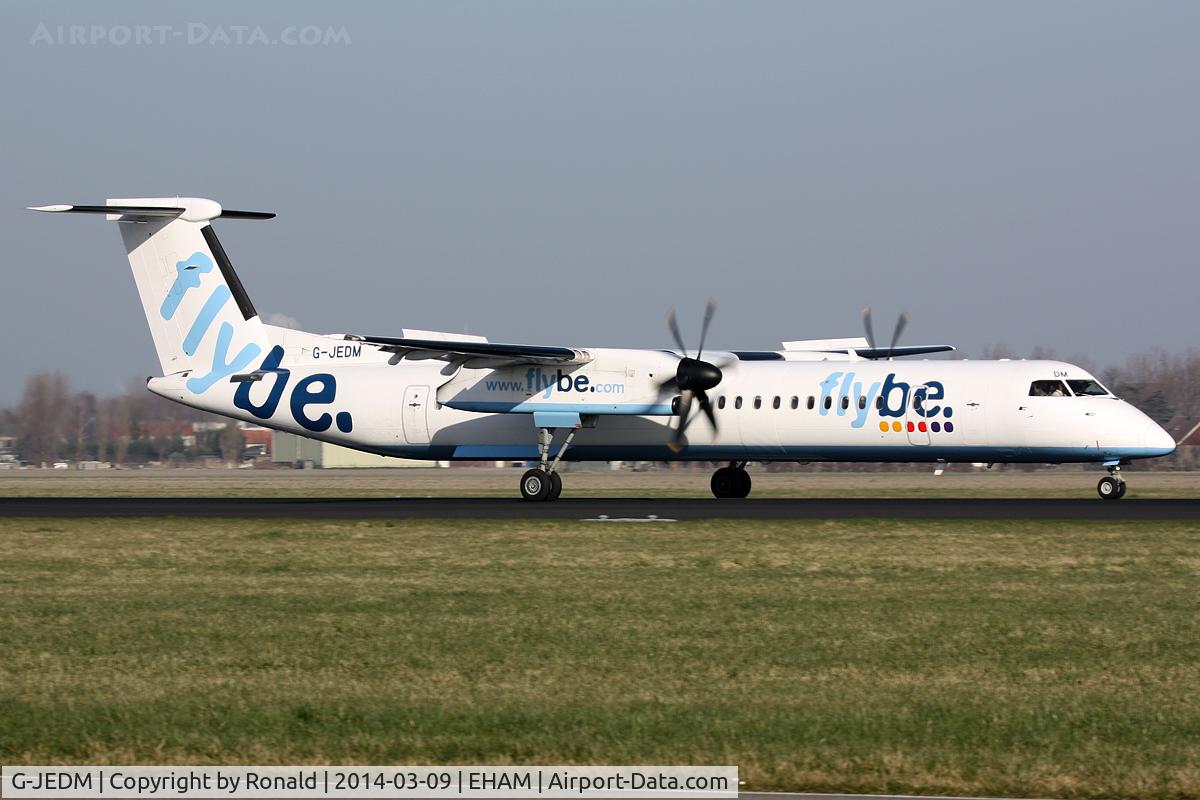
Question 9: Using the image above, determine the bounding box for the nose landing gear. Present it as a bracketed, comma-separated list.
[711, 462, 752, 498]
[1097, 464, 1127, 500]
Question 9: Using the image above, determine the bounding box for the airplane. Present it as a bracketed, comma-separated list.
[30, 196, 1176, 501]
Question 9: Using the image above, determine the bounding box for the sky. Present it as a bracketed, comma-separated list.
[1, 1, 1197, 405]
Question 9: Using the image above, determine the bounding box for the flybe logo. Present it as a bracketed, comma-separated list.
[819, 370, 955, 432]
[163, 250, 354, 434]
[162, 251, 261, 394]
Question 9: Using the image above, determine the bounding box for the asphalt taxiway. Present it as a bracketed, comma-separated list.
[1, 496, 1197, 520]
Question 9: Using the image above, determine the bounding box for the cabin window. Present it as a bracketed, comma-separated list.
[875, 396, 883, 410]
[840, 396, 850, 410]
[791, 396, 799, 410]
[1029, 380, 1070, 397]
[772, 396, 781, 410]
[754, 396, 762, 410]
[718, 396, 726, 410]
[1067, 379, 1110, 397]
[735, 396, 743, 409]
[808, 396, 816, 410]
[823, 396, 832, 410]
[858, 396, 867, 410]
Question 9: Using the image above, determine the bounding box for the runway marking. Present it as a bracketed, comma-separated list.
[582, 514, 678, 522]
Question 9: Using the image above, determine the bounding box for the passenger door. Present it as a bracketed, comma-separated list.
[402, 385, 431, 445]
[906, 383, 932, 446]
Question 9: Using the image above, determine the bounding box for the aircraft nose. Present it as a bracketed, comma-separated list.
[1144, 422, 1176, 455]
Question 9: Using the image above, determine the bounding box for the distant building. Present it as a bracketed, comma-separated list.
[0, 435, 16, 468]
[271, 431, 439, 468]
[137, 421, 196, 449]
[240, 426, 272, 457]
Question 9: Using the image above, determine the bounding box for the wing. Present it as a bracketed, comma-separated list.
[782, 338, 955, 359]
[356, 335, 592, 368]
[852, 345, 956, 359]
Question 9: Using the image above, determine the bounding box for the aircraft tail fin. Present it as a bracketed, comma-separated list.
[29, 197, 274, 394]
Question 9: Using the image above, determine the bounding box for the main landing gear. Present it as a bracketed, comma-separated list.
[1097, 464, 1127, 500]
[519, 425, 577, 502]
[711, 462, 752, 499]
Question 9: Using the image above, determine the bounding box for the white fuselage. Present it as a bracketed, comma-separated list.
[149, 329, 1175, 466]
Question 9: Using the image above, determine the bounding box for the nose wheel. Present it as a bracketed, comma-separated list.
[711, 463, 752, 498]
[1097, 466, 1127, 500]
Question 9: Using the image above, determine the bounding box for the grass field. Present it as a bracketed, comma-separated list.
[3, 516, 1200, 798]
[1, 466, 1198, 499]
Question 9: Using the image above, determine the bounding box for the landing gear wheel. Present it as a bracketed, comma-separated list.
[711, 465, 752, 499]
[711, 467, 738, 498]
[1097, 476, 1125, 500]
[733, 468, 752, 499]
[520, 469, 552, 502]
[547, 471, 563, 501]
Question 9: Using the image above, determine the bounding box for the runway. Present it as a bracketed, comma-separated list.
[1, 496, 1197, 520]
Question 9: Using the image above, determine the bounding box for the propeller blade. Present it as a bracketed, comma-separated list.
[663, 300, 723, 453]
[667, 308, 688, 356]
[696, 298, 716, 361]
[888, 311, 909, 352]
[696, 390, 718, 435]
[862, 306, 876, 350]
[667, 390, 694, 453]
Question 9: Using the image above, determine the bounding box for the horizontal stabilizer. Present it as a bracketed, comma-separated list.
[30, 204, 184, 217]
[28, 198, 274, 222]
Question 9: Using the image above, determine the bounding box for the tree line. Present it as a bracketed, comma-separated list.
[0, 373, 243, 466]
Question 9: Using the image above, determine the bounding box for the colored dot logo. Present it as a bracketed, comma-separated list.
[878, 420, 954, 434]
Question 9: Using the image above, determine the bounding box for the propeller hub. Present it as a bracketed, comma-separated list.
[676, 357, 722, 392]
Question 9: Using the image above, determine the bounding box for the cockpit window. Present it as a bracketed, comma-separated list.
[1067, 379, 1110, 397]
[1029, 380, 1070, 397]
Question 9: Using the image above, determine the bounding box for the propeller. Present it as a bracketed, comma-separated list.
[862, 306, 876, 350]
[663, 299, 723, 453]
[862, 306, 909, 359]
[888, 311, 909, 352]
